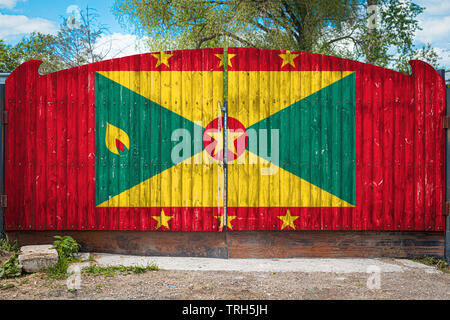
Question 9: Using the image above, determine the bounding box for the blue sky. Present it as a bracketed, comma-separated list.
[0, 0, 149, 59]
[1, 0, 449, 70]
[0, 0, 125, 39]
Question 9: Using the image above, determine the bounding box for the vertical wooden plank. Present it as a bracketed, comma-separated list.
[435, 68, 446, 231]
[423, 66, 434, 231]
[412, 63, 425, 231]
[382, 70, 395, 230]
[47, 72, 58, 230]
[88, 62, 97, 230]
[130, 55, 139, 230]
[23, 63, 35, 229]
[362, 63, 373, 230]
[139, 55, 150, 231]
[35, 66, 47, 230]
[393, 73, 405, 230]
[77, 64, 88, 230]
[372, 67, 384, 230]
[56, 69, 67, 230]
[67, 66, 77, 230]
[181, 50, 192, 231]
[341, 57, 355, 230]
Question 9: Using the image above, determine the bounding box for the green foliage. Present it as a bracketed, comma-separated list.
[113, 0, 359, 51]
[15, 32, 62, 74]
[0, 283, 15, 290]
[413, 255, 450, 273]
[45, 236, 81, 279]
[356, 0, 425, 69]
[0, 40, 20, 73]
[0, 235, 19, 253]
[82, 264, 159, 277]
[112, 0, 440, 72]
[0, 33, 61, 73]
[395, 43, 441, 74]
[0, 252, 22, 279]
[0, 6, 109, 74]
[52, 235, 81, 259]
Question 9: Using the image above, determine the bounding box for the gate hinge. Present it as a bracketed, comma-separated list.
[444, 116, 450, 129]
[444, 201, 450, 216]
[0, 195, 7, 208]
[1, 110, 7, 125]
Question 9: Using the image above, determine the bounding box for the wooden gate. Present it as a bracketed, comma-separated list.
[3, 48, 447, 257]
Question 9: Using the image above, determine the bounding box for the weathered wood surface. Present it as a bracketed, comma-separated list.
[7, 231, 444, 259]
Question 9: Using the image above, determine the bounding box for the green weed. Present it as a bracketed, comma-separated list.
[0, 283, 15, 290]
[0, 235, 19, 253]
[413, 255, 450, 273]
[44, 236, 81, 279]
[82, 264, 159, 277]
[0, 252, 22, 279]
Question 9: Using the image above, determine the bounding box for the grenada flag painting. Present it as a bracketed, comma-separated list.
[4, 48, 446, 232]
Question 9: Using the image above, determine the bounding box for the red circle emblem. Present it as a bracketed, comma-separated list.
[203, 117, 248, 161]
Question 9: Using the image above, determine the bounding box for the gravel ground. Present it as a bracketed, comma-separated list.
[0, 256, 449, 300]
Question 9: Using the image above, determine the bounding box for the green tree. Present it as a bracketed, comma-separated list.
[395, 43, 441, 74]
[112, 0, 438, 73]
[0, 33, 60, 74]
[355, 0, 425, 68]
[113, 0, 360, 51]
[0, 39, 19, 72]
[14, 32, 62, 74]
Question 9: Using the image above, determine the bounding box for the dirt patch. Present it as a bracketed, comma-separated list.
[0, 266, 449, 300]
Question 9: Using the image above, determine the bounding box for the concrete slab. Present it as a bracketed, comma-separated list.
[91, 253, 424, 274]
[395, 259, 442, 274]
[19, 244, 58, 273]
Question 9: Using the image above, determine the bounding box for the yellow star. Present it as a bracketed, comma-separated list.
[278, 50, 299, 68]
[152, 209, 173, 230]
[214, 53, 237, 67]
[152, 51, 174, 68]
[215, 215, 237, 230]
[205, 128, 245, 156]
[278, 209, 299, 230]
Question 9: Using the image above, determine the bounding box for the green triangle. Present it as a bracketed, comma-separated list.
[95, 73, 204, 206]
[247, 73, 356, 205]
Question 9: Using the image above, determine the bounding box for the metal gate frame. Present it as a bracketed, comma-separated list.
[440, 69, 450, 263]
[0, 73, 9, 240]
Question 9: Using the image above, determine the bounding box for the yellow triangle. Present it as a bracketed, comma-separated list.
[97, 150, 224, 207]
[227, 150, 354, 207]
[228, 71, 355, 128]
[97, 71, 223, 128]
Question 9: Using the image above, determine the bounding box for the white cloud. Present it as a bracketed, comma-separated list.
[0, 13, 56, 39]
[415, 0, 450, 15]
[94, 33, 149, 60]
[0, 0, 26, 9]
[414, 0, 450, 69]
[433, 47, 450, 69]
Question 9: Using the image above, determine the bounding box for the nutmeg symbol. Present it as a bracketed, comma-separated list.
[105, 122, 130, 155]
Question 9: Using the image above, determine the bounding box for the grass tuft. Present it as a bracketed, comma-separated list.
[82, 264, 159, 277]
[412, 255, 450, 273]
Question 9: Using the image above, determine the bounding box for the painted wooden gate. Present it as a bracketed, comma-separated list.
[3, 48, 446, 232]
